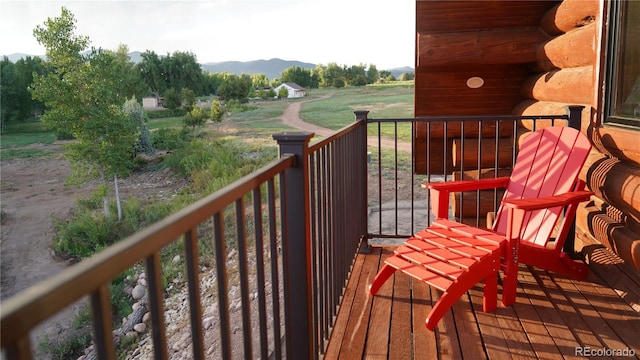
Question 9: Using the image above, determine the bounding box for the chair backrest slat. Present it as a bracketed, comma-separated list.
[492, 127, 591, 246]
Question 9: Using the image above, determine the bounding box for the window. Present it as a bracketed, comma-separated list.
[605, 0, 640, 128]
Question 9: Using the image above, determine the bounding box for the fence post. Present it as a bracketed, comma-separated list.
[564, 105, 585, 255]
[354, 110, 371, 254]
[272, 131, 315, 360]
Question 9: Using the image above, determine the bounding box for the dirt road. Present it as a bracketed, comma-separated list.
[279, 94, 411, 152]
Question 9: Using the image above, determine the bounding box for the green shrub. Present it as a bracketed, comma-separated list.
[225, 99, 256, 114]
[52, 197, 176, 261]
[151, 128, 189, 150]
[183, 107, 207, 128]
[48, 333, 92, 360]
[210, 100, 224, 121]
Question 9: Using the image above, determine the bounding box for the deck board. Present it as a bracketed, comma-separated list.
[324, 246, 640, 359]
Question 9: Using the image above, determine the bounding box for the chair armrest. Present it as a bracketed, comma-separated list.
[502, 190, 593, 211]
[425, 177, 510, 219]
[423, 177, 510, 192]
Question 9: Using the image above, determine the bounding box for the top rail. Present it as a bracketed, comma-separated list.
[369, 114, 570, 123]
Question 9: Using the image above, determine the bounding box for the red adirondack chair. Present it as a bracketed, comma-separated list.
[369, 126, 593, 331]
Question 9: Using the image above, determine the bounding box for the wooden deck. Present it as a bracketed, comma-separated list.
[324, 246, 640, 359]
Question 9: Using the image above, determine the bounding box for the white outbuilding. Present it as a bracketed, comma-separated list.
[273, 83, 307, 98]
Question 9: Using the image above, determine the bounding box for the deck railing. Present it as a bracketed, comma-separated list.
[1, 106, 581, 359]
[365, 106, 583, 250]
[0, 117, 369, 360]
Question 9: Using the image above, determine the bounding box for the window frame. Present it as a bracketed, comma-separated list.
[604, 0, 640, 129]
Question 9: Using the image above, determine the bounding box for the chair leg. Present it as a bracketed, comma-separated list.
[369, 263, 397, 296]
[482, 273, 498, 312]
[425, 272, 499, 331]
[502, 262, 519, 306]
[560, 253, 589, 280]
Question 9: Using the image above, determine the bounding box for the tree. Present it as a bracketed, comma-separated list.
[217, 73, 252, 101]
[123, 97, 154, 155]
[210, 100, 224, 121]
[378, 70, 395, 83]
[278, 86, 289, 99]
[351, 75, 368, 86]
[203, 71, 225, 96]
[183, 107, 207, 129]
[163, 88, 181, 111]
[137, 50, 204, 96]
[399, 72, 415, 81]
[138, 50, 164, 95]
[0, 57, 18, 130]
[160, 51, 203, 93]
[251, 74, 269, 89]
[0, 55, 45, 131]
[366, 64, 379, 84]
[31, 7, 139, 220]
[317, 63, 346, 88]
[346, 64, 367, 85]
[113, 44, 147, 99]
[181, 88, 196, 112]
[15, 56, 46, 117]
[280, 66, 312, 88]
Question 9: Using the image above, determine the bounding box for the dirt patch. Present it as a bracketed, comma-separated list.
[0, 144, 188, 358]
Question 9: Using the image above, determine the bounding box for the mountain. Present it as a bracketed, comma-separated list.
[128, 51, 144, 64]
[201, 58, 316, 80]
[3, 52, 413, 81]
[387, 66, 414, 79]
[3, 53, 45, 62]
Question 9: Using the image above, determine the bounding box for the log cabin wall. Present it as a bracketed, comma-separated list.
[415, 0, 639, 271]
[514, 0, 640, 271]
[414, 0, 558, 173]
[414, 0, 559, 222]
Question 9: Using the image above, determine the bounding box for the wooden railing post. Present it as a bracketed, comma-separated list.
[272, 131, 315, 360]
[354, 110, 371, 254]
[567, 105, 584, 130]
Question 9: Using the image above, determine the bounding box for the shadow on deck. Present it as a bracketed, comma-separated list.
[325, 246, 640, 359]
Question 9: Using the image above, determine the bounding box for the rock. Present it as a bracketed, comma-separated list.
[132, 284, 146, 300]
[142, 312, 151, 323]
[172, 255, 181, 263]
[203, 316, 215, 330]
[138, 278, 147, 287]
[134, 323, 147, 333]
[126, 331, 138, 339]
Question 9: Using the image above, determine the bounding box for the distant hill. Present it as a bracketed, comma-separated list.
[3, 52, 413, 81]
[387, 66, 414, 79]
[201, 59, 414, 81]
[3, 53, 45, 62]
[128, 51, 144, 64]
[201, 58, 316, 80]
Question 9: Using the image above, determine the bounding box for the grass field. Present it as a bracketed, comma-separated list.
[300, 83, 414, 130]
[1, 82, 415, 161]
[0, 119, 57, 161]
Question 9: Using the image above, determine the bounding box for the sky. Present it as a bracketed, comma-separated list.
[0, 0, 415, 70]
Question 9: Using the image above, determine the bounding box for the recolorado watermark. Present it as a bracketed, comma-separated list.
[575, 346, 636, 357]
